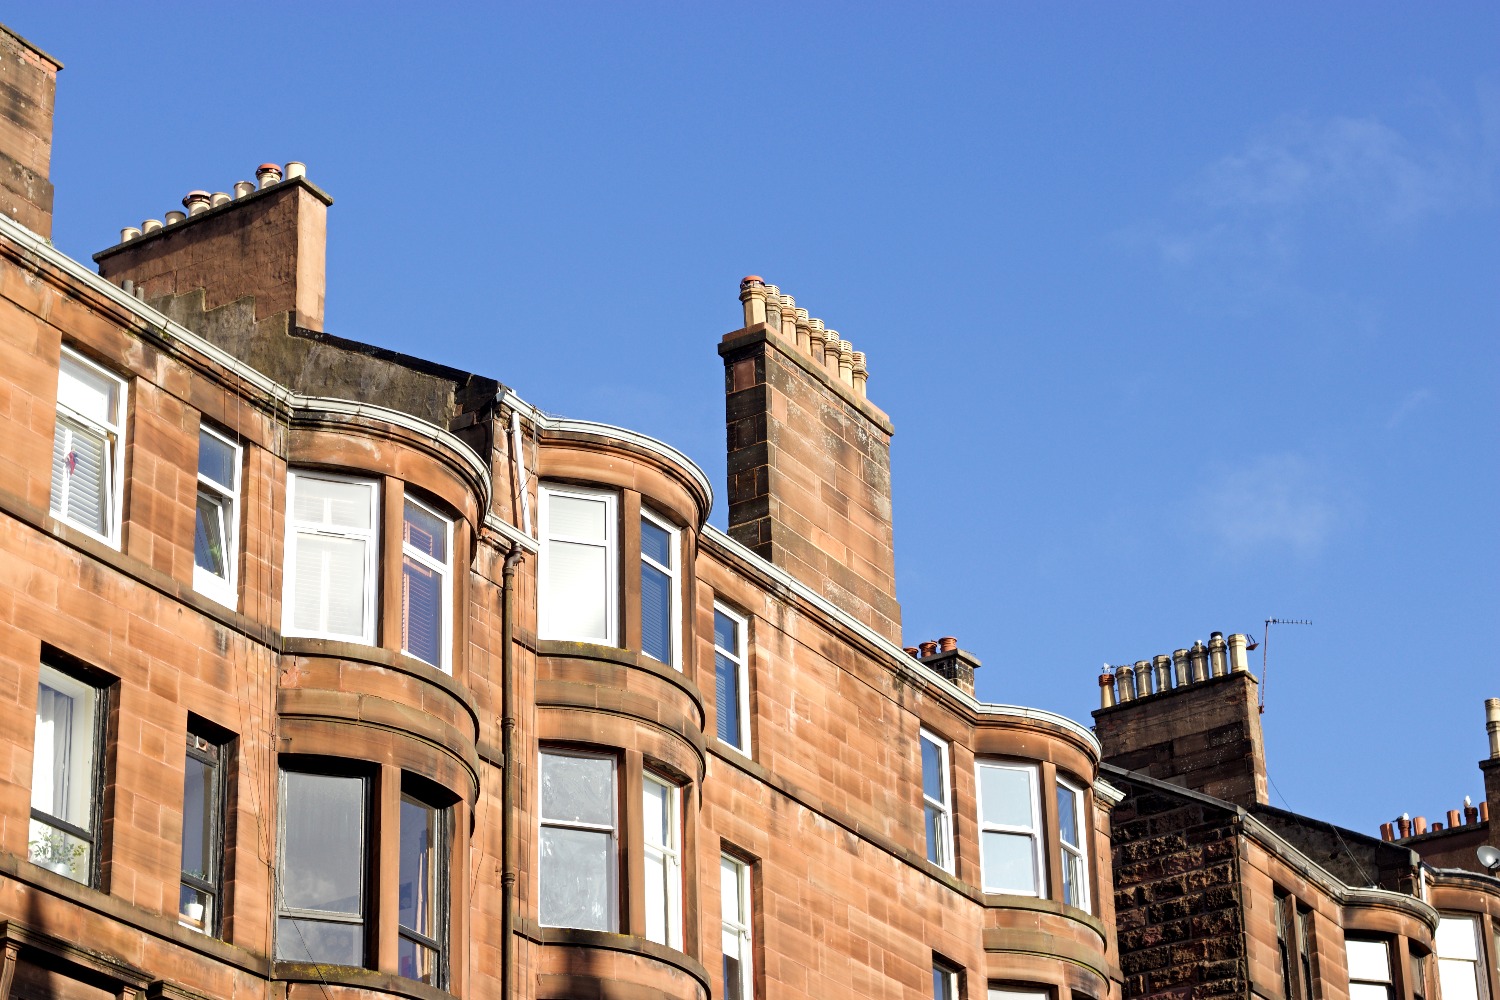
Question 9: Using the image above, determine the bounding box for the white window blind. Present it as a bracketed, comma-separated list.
[714, 606, 750, 754]
[539, 486, 617, 644]
[51, 349, 126, 545]
[1436, 917, 1485, 1000]
[283, 472, 378, 643]
[639, 510, 679, 667]
[1346, 938, 1394, 1000]
[29, 664, 102, 885]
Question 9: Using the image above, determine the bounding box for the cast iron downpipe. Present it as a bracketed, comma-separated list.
[499, 546, 524, 1000]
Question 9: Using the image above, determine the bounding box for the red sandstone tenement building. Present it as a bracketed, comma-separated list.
[0, 21, 1493, 1000]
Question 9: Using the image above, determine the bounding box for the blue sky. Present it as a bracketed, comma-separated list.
[20, 5, 1499, 838]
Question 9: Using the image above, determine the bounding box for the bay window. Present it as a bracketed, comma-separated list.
[277, 769, 368, 965]
[539, 750, 616, 931]
[920, 729, 954, 872]
[975, 761, 1044, 896]
[283, 472, 379, 643]
[714, 605, 751, 754]
[51, 347, 126, 546]
[29, 663, 106, 886]
[639, 510, 680, 668]
[398, 791, 449, 986]
[1056, 777, 1089, 909]
[642, 773, 682, 948]
[721, 854, 754, 1000]
[193, 426, 241, 607]
[401, 497, 452, 671]
[539, 485, 617, 645]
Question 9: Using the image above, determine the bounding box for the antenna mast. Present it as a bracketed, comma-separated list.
[1260, 618, 1311, 713]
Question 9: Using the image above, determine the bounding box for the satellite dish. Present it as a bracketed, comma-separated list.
[1478, 845, 1500, 872]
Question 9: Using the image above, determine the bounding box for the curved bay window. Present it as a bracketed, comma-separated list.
[976, 761, 1044, 896]
[277, 768, 369, 965]
[398, 787, 450, 986]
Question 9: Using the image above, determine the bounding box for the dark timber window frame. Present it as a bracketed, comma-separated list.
[29, 659, 111, 889]
[180, 721, 231, 936]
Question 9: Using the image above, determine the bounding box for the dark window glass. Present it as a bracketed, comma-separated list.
[180, 730, 226, 935]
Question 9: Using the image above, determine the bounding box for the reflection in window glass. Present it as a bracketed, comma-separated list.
[398, 793, 446, 986]
[1436, 917, 1482, 1000]
[29, 664, 103, 886]
[180, 730, 226, 935]
[277, 770, 365, 965]
[540, 487, 616, 644]
[1057, 778, 1089, 909]
[539, 751, 615, 931]
[920, 731, 953, 871]
[193, 427, 241, 605]
[721, 855, 753, 1000]
[1345, 939, 1393, 1000]
[642, 774, 681, 948]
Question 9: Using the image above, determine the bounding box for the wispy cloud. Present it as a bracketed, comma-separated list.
[1187, 453, 1352, 558]
[1122, 84, 1499, 284]
[1385, 388, 1432, 429]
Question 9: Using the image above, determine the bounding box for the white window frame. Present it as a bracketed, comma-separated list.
[1436, 916, 1487, 1000]
[932, 959, 960, 1000]
[29, 663, 105, 886]
[282, 470, 380, 644]
[401, 494, 454, 673]
[193, 425, 242, 608]
[1056, 776, 1090, 911]
[920, 728, 954, 873]
[537, 484, 618, 645]
[642, 772, 682, 949]
[1346, 938, 1395, 1000]
[538, 749, 618, 932]
[713, 604, 752, 756]
[639, 507, 681, 669]
[975, 760, 1046, 897]
[52, 347, 127, 548]
[721, 854, 753, 1000]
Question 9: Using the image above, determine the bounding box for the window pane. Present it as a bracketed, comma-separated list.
[293, 476, 372, 530]
[549, 494, 607, 542]
[1438, 960, 1480, 1000]
[716, 652, 741, 746]
[979, 765, 1034, 828]
[1436, 917, 1478, 960]
[1057, 784, 1079, 846]
[1350, 985, 1393, 1000]
[399, 796, 439, 938]
[723, 954, 744, 1000]
[28, 817, 90, 882]
[644, 851, 667, 945]
[32, 669, 97, 829]
[403, 556, 443, 666]
[51, 416, 109, 534]
[195, 490, 230, 578]
[922, 738, 945, 800]
[720, 857, 743, 920]
[714, 610, 738, 652]
[281, 772, 363, 914]
[198, 430, 236, 486]
[540, 754, 613, 826]
[982, 830, 1037, 893]
[539, 827, 611, 930]
[640, 517, 671, 566]
[925, 805, 946, 865]
[643, 779, 670, 848]
[640, 562, 671, 663]
[1346, 940, 1391, 983]
[545, 539, 607, 641]
[181, 753, 214, 883]
[1061, 850, 1084, 907]
[58, 356, 119, 426]
[277, 917, 362, 965]
[293, 533, 367, 636]
[399, 935, 439, 985]
[933, 967, 954, 1000]
[404, 501, 447, 562]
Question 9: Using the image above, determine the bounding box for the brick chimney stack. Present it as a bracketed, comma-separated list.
[1483, 698, 1500, 848]
[93, 161, 331, 332]
[1093, 631, 1269, 807]
[0, 25, 61, 239]
[720, 277, 901, 642]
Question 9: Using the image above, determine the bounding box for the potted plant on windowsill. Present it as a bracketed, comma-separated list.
[28, 829, 86, 879]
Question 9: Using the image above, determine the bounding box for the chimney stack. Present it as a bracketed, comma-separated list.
[721, 277, 901, 642]
[94, 160, 331, 332]
[0, 26, 62, 239]
[916, 637, 981, 697]
[1092, 630, 1269, 807]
